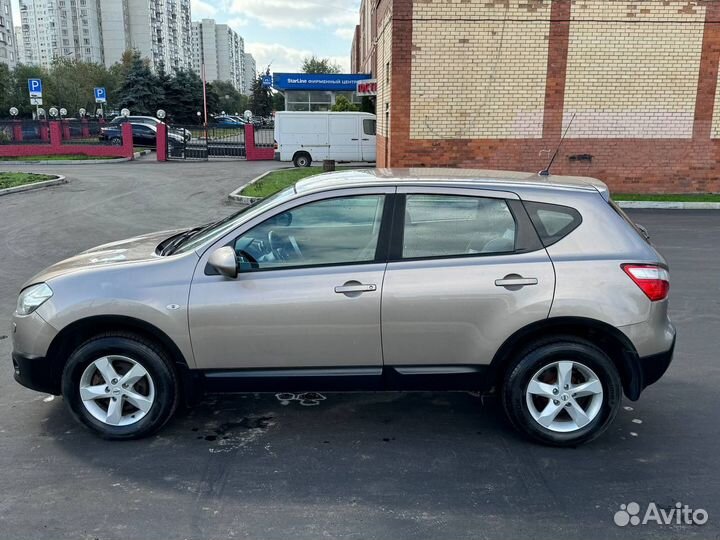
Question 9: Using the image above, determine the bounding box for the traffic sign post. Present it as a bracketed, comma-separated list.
[28, 79, 43, 119]
[94, 87, 107, 118]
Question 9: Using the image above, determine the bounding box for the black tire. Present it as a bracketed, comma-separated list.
[501, 337, 622, 447]
[293, 152, 311, 167]
[61, 333, 179, 440]
[110, 137, 122, 146]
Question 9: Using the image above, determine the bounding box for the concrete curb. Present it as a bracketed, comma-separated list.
[616, 200, 720, 210]
[228, 168, 288, 204]
[0, 174, 67, 197]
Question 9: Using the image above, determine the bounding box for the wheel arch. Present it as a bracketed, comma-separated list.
[292, 150, 311, 164]
[489, 316, 643, 400]
[44, 315, 193, 397]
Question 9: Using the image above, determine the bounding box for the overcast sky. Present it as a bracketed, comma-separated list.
[10, 0, 360, 74]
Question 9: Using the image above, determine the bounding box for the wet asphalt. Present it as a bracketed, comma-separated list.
[0, 158, 718, 539]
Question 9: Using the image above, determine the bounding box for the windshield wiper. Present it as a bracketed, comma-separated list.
[160, 226, 205, 256]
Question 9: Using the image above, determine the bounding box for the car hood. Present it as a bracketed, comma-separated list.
[24, 229, 186, 286]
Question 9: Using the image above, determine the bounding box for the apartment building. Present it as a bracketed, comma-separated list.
[243, 52, 256, 96]
[14, 25, 24, 66]
[191, 19, 247, 92]
[99, 0, 192, 72]
[19, 0, 103, 68]
[0, 0, 16, 68]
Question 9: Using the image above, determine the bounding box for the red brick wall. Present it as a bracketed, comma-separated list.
[374, 0, 720, 193]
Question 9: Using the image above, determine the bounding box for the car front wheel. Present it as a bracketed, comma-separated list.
[502, 337, 622, 446]
[61, 333, 179, 440]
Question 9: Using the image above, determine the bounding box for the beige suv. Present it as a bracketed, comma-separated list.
[11, 169, 675, 446]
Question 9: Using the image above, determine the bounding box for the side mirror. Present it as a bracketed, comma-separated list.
[208, 246, 238, 278]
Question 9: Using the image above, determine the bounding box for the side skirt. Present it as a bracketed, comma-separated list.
[197, 365, 492, 393]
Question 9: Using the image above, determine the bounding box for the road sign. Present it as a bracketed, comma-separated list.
[30, 97, 43, 105]
[28, 79, 43, 98]
[94, 87, 107, 103]
[262, 75, 272, 88]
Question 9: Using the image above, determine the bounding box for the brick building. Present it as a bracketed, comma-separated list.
[351, 0, 720, 193]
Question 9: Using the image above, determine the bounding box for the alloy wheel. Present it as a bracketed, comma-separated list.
[79, 355, 155, 427]
[525, 360, 604, 433]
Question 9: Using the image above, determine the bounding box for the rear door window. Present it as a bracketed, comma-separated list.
[402, 194, 516, 258]
[523, 201, 582, 247]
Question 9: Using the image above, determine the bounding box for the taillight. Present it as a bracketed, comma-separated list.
[622, 264, 669, 301]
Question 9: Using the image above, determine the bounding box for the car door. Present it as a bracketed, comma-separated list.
[188, 187, 395, 376]
[328, 115, 360, 161]
[381, 187, 555, 377]
[132, 124, 155, 147]
[360, 118, 377, 162]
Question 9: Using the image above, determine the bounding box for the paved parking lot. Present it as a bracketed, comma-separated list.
[0, 160, 718, 539]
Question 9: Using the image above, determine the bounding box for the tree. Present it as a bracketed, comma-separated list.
[117, 50, 158, 116]
[0, 63, 13, 115]
[249, 76, 273, 117]
[331, 95, 359, 112]
[211, 80, 249, 115]
[301, 55, 341, 74]
[44, 58, 120, 118]
[272, 92, 285, 112]
[162, 68, 206, 123]
[4, 64, 46, 118]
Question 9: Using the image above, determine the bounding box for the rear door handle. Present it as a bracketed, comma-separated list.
[495, 276, 538, 287]
[351, 138, 359, 141]
[335, 283, 377, 294]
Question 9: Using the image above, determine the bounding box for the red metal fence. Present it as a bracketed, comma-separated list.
[0, 120, 134, 159]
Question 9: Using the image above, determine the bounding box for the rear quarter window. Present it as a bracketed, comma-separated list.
[523, 201, 582, 247]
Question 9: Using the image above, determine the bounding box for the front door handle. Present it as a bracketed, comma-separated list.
[495, 276, 538, 288]
[335, 283, 377, 294]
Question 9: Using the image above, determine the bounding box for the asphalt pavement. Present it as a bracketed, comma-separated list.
[0, 158, 718, 539]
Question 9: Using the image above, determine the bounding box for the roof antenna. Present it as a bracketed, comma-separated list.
[539, 112, 576, 177]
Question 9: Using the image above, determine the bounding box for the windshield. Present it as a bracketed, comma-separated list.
[171, 186, 296, 255]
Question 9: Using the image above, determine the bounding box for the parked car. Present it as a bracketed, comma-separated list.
[99, 122, 185, 150]
[214, 116, 245, 128]
[274, 111, 376, 167]
[109, 115, 191, 141]
[11, 169, 674, 445]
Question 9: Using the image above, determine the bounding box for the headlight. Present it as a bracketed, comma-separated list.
[16, 283, 53, 315]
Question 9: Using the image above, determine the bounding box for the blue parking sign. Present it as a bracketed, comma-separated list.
[94, 87, 107, 103]
[28, 79, 43, 98]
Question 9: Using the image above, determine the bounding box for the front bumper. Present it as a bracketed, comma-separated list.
[12, 352, 61, 395]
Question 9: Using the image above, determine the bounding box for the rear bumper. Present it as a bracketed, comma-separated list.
[12, 352, 61, 395]
[637, 335, 675, 389]
[625, 332, 675, 401]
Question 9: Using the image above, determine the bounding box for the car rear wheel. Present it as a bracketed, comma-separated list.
[293, 152, 311, 167]
[501, 337, 622, 446]
[110, 137, 122, 146]
[61, 333, 179, 440]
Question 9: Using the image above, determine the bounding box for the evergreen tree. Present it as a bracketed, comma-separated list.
[117, 51, 157, 116]
[249, 76, 273, 117]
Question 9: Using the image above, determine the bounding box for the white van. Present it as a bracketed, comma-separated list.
[274, 111, 377, 167]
